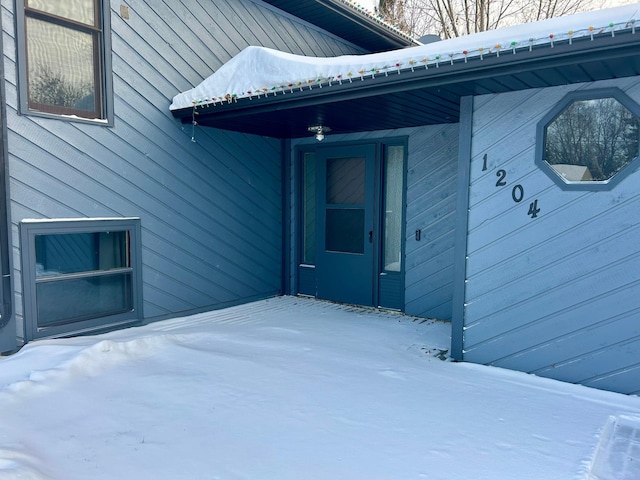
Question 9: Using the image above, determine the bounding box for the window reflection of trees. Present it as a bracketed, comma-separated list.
[23, 0, 102, 118]
[544, 98, 640, 181]
[30, 66, 93, 111]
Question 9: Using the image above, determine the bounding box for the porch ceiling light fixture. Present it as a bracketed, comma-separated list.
[308, 125, 330, 141]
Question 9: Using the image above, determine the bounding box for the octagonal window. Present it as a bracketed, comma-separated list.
[536, 89, 640, 190]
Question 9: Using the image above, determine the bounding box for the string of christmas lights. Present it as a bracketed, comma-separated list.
[183, 15, 637, 113]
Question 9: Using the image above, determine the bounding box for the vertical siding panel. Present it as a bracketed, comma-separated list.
[464, 77, 640, 394]
[2, 0, 365, 340]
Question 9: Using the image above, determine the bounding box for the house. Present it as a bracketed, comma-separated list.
[0, 1, 639, 395]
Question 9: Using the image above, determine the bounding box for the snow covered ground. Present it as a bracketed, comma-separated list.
[0, 296, 639, 480]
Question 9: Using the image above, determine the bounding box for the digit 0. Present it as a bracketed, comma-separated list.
[512, 184, 524, 203]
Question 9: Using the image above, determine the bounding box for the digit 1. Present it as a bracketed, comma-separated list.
[482, 153, 488, 171]
[528, 199, 541, 218]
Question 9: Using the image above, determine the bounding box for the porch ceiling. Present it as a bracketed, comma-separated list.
[171, 31, 640, 139]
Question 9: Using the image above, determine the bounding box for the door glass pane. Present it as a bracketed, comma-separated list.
[36, 273, 133, 327]
[325, 208, 364, 254]
[326, 157, 365, 204]
[383, 145, 404, 272]
[302, 152, 316, 264]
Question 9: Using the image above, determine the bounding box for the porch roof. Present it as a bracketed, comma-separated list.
[170, 5, 640, 139]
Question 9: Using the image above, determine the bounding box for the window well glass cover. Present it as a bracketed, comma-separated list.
[36, 274, 132, 327]
[34, 230, 132, 327]
[35, 231, 129, 277]
[21, 219, 141, 341]
[544, 97, 640, 183]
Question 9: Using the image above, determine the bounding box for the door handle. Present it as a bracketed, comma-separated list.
[368, 230, 373, 243]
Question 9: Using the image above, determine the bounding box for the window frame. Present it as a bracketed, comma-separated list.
[15, 0, 114, 124]
[20, 218, 142, 341]
[300, 150, 317, 266]
[380, 142, 407, 274]
[535, 88, 640, 191]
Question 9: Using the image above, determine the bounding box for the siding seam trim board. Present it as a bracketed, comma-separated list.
[0, 1, 12, 343]
[451, 96, 473, 360]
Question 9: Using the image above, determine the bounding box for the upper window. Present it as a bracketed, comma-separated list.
[536, 89, 640, 190]
[17, 0, 112, 122]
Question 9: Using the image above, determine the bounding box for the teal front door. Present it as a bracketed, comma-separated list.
[316, 145, 376, 306]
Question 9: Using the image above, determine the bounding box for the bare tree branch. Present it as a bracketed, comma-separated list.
[378, 0, 596, 39]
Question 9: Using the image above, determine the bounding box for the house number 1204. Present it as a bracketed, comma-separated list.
[484, 155, 540, 219]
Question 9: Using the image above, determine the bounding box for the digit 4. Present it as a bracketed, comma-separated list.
[528, 199, 541, 218]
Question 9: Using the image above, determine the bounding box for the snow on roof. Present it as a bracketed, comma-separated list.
[170, 3, 640, 111]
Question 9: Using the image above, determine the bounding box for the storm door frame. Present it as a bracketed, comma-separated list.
[294, 137, 407, 311]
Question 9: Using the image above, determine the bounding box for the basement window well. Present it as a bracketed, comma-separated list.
[536, 88, 640, 190]
[20, 218, 142, 341]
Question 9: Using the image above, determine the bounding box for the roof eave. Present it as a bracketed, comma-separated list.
[262, 0, 418, 52]
[171, 30, 640, 138]
[315, 0, 419, 49]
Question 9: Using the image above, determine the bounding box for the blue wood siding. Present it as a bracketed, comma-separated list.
[378, 272, 403, 310]
[463, 77, 640, 394]
[290, 124, 459, 320]
[405, 124, 459, 320]
[1, 0, 365, 342]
